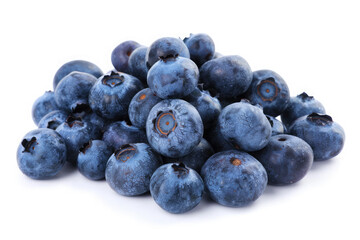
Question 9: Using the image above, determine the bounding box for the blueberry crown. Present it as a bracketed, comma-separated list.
[159, 53, 179, 62]
[102, 71, 125, 87]
[307, 112, 333, 126]
[65, 116, 84, 128]
[21, 137, 37, 153]
[297, 92, 314, 102]
[171, 163, 189, 178]
[79, 140, 92, 154]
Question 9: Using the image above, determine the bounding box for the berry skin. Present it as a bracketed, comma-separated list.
[111, 40, 141, 73]
[252, 134, 313, 185]
[245, 70, 290, 117]
[163, 138, 214, 173]
[17, 128, 67, 179]
[32, 91, 59, 125]
[219, 100, 272, 152]
[183, 33, 215, 67]
[38, 110, 68, 130]
[204, 120, 235, 153]
[146, 99, 203, 158]
[53, 60, 103, 90]
[146, 37, 190, 69]
[266, 115, 286, 136]
[77, 140, 113, 180]
[281, 92, 325, 129]
[102, 121, 147, 151]
[89, 71, 143, 120]
[54, 71, 97, 113]
[184, 87, 221, 129]
[147, 56, 199, 99]
[201, 150, 268, 207]
[150, 163, 204, 214]
[106, 143, 162, 196]
[200, 55, 252, 99]
[128, 88, 162, 129]
[288, 113, 345, 161]
[128, 46, 148, 85]
[56, 116, 92, 165]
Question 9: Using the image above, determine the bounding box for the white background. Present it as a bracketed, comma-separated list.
[1, 0, 359, 239]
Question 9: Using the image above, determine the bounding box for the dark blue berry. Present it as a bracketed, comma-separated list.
[201, 150, 267, 207]
[17, 128, 67, 179]
[53, 60, 103, 90]
[150, 163, 204, 214]
[89, 71, 143, 120]
[111, 40, 141, 73]
[183, 33, 215, 67]
[146, 99, 203, 158]
[128, 46, 148, 85]
[106, 143, 162, 196]
[252, 134, 313, 185]
[288, 113, 345, 161]
[38, 110, 68, 130]
[32, 91, 58, 125]
[77, 140, 113, 180]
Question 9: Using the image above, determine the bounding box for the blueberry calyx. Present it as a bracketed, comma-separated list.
[298, 92, 314, 101]
[115, 144, 136, 162]
[21, 137, 37, 153]
[72, 103, 91, 115]
[278, 137, 287, 141]
[154, 111, 177, 136]
[65, 116, 84, 128]
[230, 157, 242, 166]
[307, 112, 333, 126]
[79, 140, 92, 154]
[256, 78, 279, 102]
[159, 54, 179, 62]
[102, 71, 125, 87]
[171, 163, 189, 178]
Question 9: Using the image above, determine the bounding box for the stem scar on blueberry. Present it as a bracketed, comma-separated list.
[230, 157, 242, 166]
[79, 140, 92, 154]
[22, 137, 37, 153]
[102, 71, 125, 87]
[298, 92, 314, 101]
[155, 111, 177, 136]
[172, 163, 189, 178]
[65, 116, 84, 128]
[159, 53, 179, 62]
[115, 144, 136, 163]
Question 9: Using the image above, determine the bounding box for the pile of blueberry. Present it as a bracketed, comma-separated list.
[17, 34, 345, 214]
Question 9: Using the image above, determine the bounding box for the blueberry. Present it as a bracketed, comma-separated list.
[201, 150, 267, 207]
[146, 99, 203, 158]
[32, 91, 59, 125]
[266, 115, 286, 136]
[77, 140, 113, 180]
[219, 100, 272, 152]
[56, 116, 92, 165]
[200, 55, 252, 99]
[53, 60, 103, 90]
[81, 112, 107, 140]
[163, 138, 214, 173]
[128, 88, 162, 129]
[204, 120, 235, 153]
[17, 128, 67, 179]
[252, 134, 313, 185]
[38, 110, 68, 130]
[106, 143, 162, 196]
[183, 33, 215, 67]
[102, 120, 147, 151]
[54, 71, 97, 113]
[89, 71, 143, 120]
[146, 37, 190, 69]
[288, 113, 345, 161]
[184, 87, 221, 128]
[147, 55, 199, 99]
[128, 46, 148, 85]
[281, 92, 325, 129]
[150, 163, 204, 214]
[245, 70, 290, 117]
[111, 40, 141, 73]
